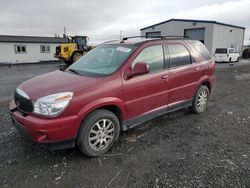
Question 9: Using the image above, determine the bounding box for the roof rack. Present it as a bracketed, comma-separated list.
[162, 35, 187, 38]
[122, 36, 147, 41]
[120, 35, 187, 43]
[102, 39, 121, 44]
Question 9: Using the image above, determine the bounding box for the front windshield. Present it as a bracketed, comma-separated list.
[67, 44, 135, 76]
[72, 37, 87, 47]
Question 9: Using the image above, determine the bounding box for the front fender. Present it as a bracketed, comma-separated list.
[77, 97, 126, 121]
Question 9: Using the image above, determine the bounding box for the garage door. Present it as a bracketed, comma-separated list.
[184, 28, 205, 43]
[146, 31, 161, 38]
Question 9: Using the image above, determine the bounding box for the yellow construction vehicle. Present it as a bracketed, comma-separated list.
[54, 36, 92, 65]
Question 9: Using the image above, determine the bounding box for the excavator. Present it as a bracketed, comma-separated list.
[54, 36, 93, 65]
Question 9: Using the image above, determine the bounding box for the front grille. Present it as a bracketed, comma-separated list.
[55, 46, 61, 55]
[14, 90, 33, 113]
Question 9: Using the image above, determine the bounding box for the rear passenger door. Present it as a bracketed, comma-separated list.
[166, 43, 201, 105]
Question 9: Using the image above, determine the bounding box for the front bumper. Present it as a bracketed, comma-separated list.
[10, 100, 81, 150]
[54, 54, 67, 61]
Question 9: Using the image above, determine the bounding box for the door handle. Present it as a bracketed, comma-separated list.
[161, 75, 169, 80]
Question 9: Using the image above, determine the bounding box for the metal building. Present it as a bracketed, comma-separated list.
[0, 35, 68, 64]
[140, 19, 245, 53]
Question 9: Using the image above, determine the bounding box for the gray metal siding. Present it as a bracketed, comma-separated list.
[141, 19, 245, 30]
[141, 20, 214, 53]
[212, 24, 245, 53]
[140, 20, 245, 54]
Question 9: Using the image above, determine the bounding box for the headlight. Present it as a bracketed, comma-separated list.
[33, 92, 73, 116]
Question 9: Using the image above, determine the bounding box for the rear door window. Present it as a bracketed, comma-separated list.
[168, 44, 192, 68]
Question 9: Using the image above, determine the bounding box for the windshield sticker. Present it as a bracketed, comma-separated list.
[116, 46, 131, 53]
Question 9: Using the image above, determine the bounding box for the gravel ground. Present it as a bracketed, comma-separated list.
[0, 62, 250, 187]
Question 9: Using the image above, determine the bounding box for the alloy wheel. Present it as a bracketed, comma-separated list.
[88, 119, 115, 151]
[197, 90, 208, 111]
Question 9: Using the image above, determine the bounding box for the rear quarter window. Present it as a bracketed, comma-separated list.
[189, 40, 212, 60]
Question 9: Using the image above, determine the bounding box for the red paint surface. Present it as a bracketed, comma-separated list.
[10, 39, 216, 143]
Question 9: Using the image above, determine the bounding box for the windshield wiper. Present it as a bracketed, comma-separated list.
[68, 68, 80, 75]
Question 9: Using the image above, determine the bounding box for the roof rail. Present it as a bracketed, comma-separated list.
[120, 35, 187, 43]
[102, 39, 121, 44]
[162, 35, 186, 38]
[120, 36, 147, 43]
[122, 36, 147, 40]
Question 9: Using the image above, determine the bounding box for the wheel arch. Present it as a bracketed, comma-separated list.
[201, 80, 211, 92]
[197, 76, 212, 92]
[100, 105, 123, 128]
[76, 97, 126, 131]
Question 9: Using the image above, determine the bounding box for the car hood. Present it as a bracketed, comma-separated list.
[18, 70, 103, 100]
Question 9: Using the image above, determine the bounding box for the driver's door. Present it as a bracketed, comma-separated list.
[122, 44, 169, 123]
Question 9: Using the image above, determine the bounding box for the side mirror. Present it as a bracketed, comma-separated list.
[125, 62, 150, 79]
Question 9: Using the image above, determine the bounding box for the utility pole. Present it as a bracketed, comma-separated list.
[120, 30, 122, 40]
[63, 26, 67, 38]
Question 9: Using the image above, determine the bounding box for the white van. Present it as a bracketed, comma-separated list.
[214, 48, 240, 63]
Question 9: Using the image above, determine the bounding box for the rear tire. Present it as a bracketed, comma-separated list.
[190, 85, 210, 114]
[77, 109, 120, 157]
[242, 49, 248, 59]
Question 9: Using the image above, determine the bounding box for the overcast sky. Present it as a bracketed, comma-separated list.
[0, 0, 249, 45]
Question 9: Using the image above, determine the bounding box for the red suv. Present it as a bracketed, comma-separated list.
[10, 37, 215, 157]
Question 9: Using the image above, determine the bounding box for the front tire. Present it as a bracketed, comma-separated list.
[72, 52, 83, 63]
[64, 61, 71, 66]
[77, 109, 120, 157]
[190, 85, 210, 114]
